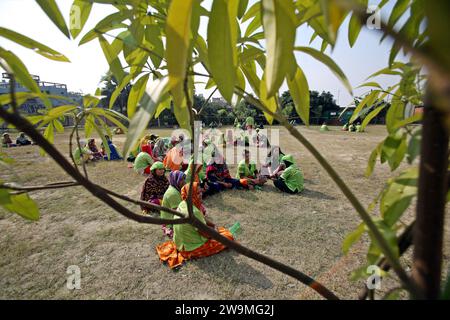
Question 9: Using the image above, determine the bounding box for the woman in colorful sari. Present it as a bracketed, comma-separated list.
[163, 144, 185, 172]
[140, 161, 169, 214]
[133, 148, 154, 175]
[271, 154, 304, 194]
[206, 155, 241, 191]
[235, 149, 267, 189]
[87, 139, 104, 161]
[160, 170, 186, 238]
[155, 182, 234, 269]
[101, 135, 123, 160]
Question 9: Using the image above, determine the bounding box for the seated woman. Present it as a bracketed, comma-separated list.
[160, 170, 186, 239]
[261, 146, 285, 177]
[206, 155, 241, 191]
[101, 135, 123, 160]
[163, 144, 184, 172]
[155, 182, 234, 269]
[16, 132, 32, 146]
[87, 139, 104, 161]
[320, 122, 330, 132]
[271, 154, 304, 194]
[153, 136, 173, 161]
[133, 149, 154, 175]
[342, 123, 349, 131]
[73, 140, 92, 165]
[235, 149, 267, 189]
[2, 133, 16, 148]
[140, 161, 169, 214]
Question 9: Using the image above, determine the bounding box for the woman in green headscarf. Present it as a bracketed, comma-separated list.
[140, 162, 169, 214]
[271, 154, 304, 194]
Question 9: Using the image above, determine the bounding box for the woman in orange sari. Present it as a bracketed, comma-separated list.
[155, 182, 234, 269]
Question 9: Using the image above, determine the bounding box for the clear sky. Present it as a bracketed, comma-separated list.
[0, 0, 407, 107]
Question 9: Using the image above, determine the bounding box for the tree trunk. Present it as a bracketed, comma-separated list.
[412, 90, 449, 299]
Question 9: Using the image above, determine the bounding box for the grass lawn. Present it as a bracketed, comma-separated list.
[0, 125, 448, 299]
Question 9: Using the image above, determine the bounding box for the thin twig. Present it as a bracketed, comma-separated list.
[197, 87, 218, 116]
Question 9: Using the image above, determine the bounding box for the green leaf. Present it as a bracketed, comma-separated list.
[0, 92, 40, 106]
[98, 35, 126, 83]
[381, 168, 418, 226]
[0, 27, 69, 62]
[392, 113, 422, 131]
[241, 61, 260, 96]
[357, 81, 383, 90]
[382, 130, 407, 171]
[48, 105, 78, 118]
[208, 0, 239, 103]
[194, 35, 210, 72]
[387, 0, 410, 28]
[70, 0, 93, 39]
[84, 114, 95, 138]
[0, 48, 41, 95]
[238, 0, 249, 19]
[366, 67, 402, 80]
[262, 0, 297, 97]
[36, 0, 70, 39]
[386, 96, 405, 133]
[407, 128, 421, 164]
[166, 0, 194, 111]
[369, 219, 399, 262]
[348, 12, 362, 47]
[361, 103, 386, 131]
[287, 65, 310, 126]
[295, 46, 352, 95]
[127, 73, 149, 118]
[242, 1, 260, 22]
[244, 13, 261, 38]
[109, 74, 132, 109]
[319, 0, 348, 45]
[342, 223, 365, 254]
[0, 188, 11, 205]
[259, 73, 278, 124]
[124, 77, 170, 156]
[79, 10, 132, 45]
[350, 90, 380, 123]
[365, 141, 382, 177]
[53, 119, 64, 133]
[2, 193, 39, 220]
[41, 122, 54, 156]
[145, 25, 164, 69]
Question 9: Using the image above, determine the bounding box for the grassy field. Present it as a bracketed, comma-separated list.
[0, 125, 448, 300]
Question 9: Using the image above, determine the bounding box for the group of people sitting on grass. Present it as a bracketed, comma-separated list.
[342, 122, 364, 132]
[73, 136, 122, 165]
[133, 128, 304, 269]
[2, 132, 33, 148]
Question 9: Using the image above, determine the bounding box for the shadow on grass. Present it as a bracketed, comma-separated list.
[193, 251, 274, 289]
[301, 188, 336, 200]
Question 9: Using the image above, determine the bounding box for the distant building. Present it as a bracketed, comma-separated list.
[0, 73, 83, 128]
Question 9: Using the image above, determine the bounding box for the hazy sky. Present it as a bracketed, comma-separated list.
[0, 0, 406, 106]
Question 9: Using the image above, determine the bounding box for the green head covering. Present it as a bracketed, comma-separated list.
[150, 161, 165, 171]
[281, 154, 295, 165]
